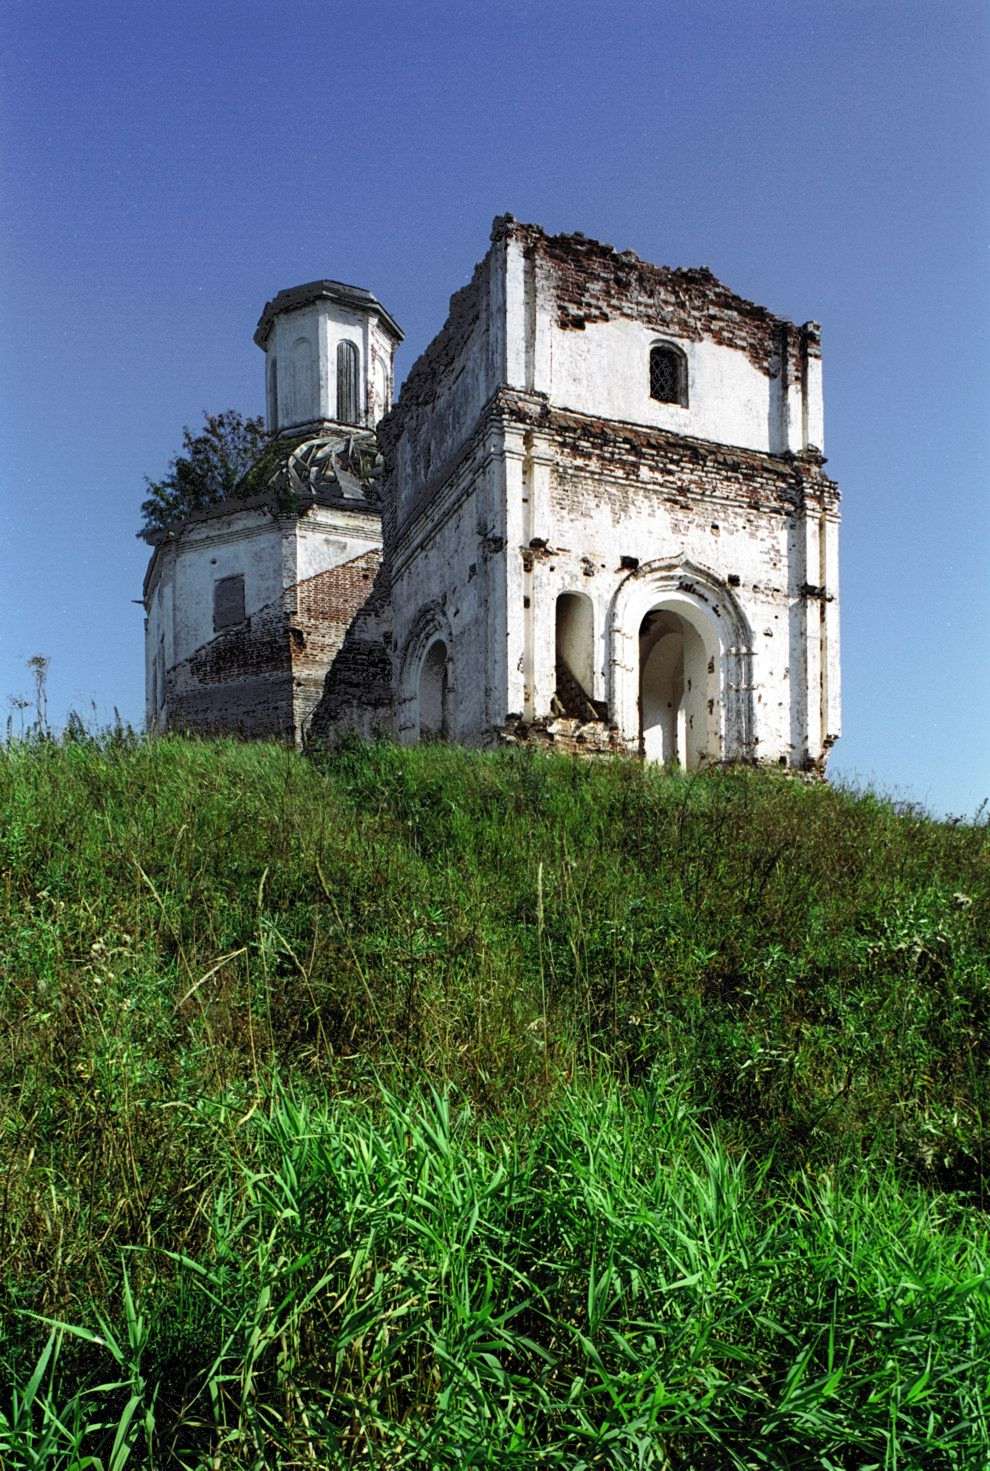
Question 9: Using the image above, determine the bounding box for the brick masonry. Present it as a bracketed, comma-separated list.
[162, 545, 384, 743]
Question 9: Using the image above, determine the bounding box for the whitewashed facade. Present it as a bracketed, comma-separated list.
[371, 218, 840, 770]
[147, 219, 841, 772]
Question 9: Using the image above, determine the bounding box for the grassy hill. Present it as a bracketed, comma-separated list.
[1, 735, 987, 1467]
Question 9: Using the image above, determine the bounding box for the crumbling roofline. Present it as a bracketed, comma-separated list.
[489, 214, 822, 341]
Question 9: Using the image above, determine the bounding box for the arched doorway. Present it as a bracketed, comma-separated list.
[638, 609, 715, 769]
[418, 639, 449, 739]
[610, 559, 754, 766]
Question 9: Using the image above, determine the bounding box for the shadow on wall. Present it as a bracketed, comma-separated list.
[305, 558, 394, 745]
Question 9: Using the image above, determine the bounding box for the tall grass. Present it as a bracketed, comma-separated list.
[3, 1082, 987, 1468]
[1, 734, 987, 1465]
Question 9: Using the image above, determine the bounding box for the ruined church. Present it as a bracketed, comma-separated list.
[142, 216, 841, 770]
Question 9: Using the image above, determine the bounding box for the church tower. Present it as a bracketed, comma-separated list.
[360, 217, 839, 771]
[254, 279, 402, 435]
[142, 279, 402, 743]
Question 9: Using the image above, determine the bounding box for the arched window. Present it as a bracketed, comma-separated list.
[267, 357, 279, 428]
[290, 337, 315, 424]
[649, 343, 688, 407]
[337, 340, 360, 424]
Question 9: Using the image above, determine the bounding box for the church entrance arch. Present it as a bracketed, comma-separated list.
[610, 559, 754, 765]
[639, 609, 716, 769]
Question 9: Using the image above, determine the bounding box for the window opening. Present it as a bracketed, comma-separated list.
[649, 344, 687, 406]
[213, 574, 245, 632]
[337, 340, 360, 424]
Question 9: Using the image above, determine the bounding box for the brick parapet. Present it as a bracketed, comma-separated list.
[494, 217, 814, 379]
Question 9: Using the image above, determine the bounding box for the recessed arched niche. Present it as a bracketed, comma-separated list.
[289, 336, 315, 425]
[555, 591, 595, 711]
[418, 638, 449, 739]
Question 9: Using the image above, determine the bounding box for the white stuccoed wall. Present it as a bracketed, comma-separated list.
[509, 435, 799, 762]
[295, 505, 381, 583]
[387, 251, 510, 743]
[500, 229, 824, 455]
[392, 253, 505, 531]
[544, 316, 778, 453]
[384, 219, 840, 769]
[170, 512, 287, 665]
[144, 510, 286, 729]
[257, 283, 402, 433]
[391, 443, 507, 745]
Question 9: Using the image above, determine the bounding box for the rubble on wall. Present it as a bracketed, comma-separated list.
[499, 715, 624, 758]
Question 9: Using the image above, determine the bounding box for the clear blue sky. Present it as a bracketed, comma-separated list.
[2, 0, 987, 816]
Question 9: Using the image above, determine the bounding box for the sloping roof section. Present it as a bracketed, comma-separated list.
[254, 279, 404, 348]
